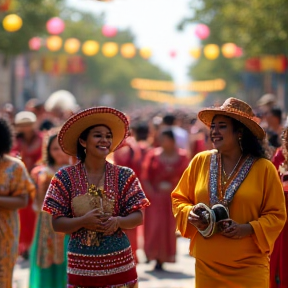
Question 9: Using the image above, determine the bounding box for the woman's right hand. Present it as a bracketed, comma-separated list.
[188, 208, 209, 231]
[81, 208, 110, 232]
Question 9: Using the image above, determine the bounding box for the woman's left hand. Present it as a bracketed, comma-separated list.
[102, 216, 120, 236]
[221, 220, 254, 239]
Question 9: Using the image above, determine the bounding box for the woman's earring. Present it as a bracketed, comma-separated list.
[84, 148, 86, 154]
[238, 137, 243, 152]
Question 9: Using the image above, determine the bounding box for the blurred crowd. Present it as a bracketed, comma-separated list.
[0, 90, 287, 287]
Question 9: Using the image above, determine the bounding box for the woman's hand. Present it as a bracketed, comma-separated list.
[102, 216, 120, 236]
[188, 208, 209, 231]
[81, 208, 109, 232]
[221, 220, 254, 239]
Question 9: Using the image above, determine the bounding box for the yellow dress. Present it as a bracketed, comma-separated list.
[0, 155, 35, 288]
[171, 150, 286, 288]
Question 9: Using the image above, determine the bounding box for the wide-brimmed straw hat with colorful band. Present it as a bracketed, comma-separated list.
[198, 97, 265, 140]
[58, 107, 129, 156]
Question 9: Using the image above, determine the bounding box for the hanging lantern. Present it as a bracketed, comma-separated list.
[2, 14, 23, 32]
[102, 25, 117, 37]
[46, 36, 62, 52]
[139, 47, 152, 59]
[235, 46, 243, 58]
[46, 17, 65, 35]
[29, 37, 42, 51]
[0, 0, 11, 11]
[189, 48, 201, 59]
[260, 55, 276, 72]
[222, 43, 237, 58]
[121, 43, 136, 58]
[195, 24, 210, 40]
[102, 42, 118, 57]
[82, 40, 99, 56]
[203, 44, 219, 60]
[169, 50, 177, 58]
[64, 38, 80, 54]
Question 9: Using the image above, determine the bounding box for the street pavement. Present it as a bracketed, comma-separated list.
[13, 237, 195, 288]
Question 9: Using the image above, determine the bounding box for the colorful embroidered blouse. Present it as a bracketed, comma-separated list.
[0, 155, 35, 288]
[43, 161, 150, 288]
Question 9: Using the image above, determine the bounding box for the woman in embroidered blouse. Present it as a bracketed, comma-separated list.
[43, 107, 150, 288]
[171, 98, 286, 288]
[30, 129, 71, 288]
[0, 117, 35, 288]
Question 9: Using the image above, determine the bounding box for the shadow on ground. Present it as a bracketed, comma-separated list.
[145, 269, 193, 280]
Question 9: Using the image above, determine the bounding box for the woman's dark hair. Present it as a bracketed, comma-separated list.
[160, 129, 175, 141]
[46, 134, 57, 166]
[0, 117, 13, 157]
[134, 122, 149, 141]
[77, 124, 112, 162]
[230, 117, 268, 159]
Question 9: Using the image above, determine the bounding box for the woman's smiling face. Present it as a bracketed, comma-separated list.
[80, 125, 113, 159]
[210, 115, 239, 152]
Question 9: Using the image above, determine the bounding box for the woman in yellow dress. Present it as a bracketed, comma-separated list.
[0, 117, 35, 288]
[171, 97, 286, 288]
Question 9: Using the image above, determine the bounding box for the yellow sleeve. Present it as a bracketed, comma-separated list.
[171, 153, 205, 239]
[249, 161, 286, 254]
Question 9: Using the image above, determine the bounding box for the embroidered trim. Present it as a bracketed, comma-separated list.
[209, 152, 256, 206]
[67, 261, 135, 277]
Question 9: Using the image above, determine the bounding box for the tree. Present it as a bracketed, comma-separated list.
[180, 0, 288, 102]
[0, 0, 61, 57]
[181, 0, 288, 56]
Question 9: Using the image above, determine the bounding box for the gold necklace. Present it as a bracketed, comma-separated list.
[222, 154, 242, 185]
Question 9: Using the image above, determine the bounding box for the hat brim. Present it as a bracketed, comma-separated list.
[58, 107, 129, 156]
[198, 108, 265, 140]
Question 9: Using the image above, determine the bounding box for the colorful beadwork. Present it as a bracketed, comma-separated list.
[43, 161, 149, 288]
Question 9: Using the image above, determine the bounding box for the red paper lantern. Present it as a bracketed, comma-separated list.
[0, 0, 11, 11]
[245, 58, 261, 72]
[29, 37, 42, 51]
[195, 24, 210, 40]
[102, 25, 117, 37]
[46, 17, 65, 35]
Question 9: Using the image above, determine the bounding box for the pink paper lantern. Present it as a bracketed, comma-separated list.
[235, 46, 243, 57]
[169, 50, 177, 58]
[102, 25, 117, 37]
[29, 37, 42, 51]
[46, 17, 65, 35]
[195, 24, 210, 40]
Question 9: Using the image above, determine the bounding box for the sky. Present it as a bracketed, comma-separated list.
[66, 0, 200, 86]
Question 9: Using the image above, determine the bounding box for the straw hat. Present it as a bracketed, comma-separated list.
[14, 111, 37, 125]
[58, 107, 129, 156]
[198, 97, 265, 140]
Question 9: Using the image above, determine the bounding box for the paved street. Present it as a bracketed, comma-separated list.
[13, 237, 195, 288]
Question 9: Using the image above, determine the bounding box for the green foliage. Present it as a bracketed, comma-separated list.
[0, 0, 61, 56]
[181, 0, 288, 99]
[183, 0, 288, 56]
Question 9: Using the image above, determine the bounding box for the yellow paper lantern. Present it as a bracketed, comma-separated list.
[139, 47, 152, 59]
[189, 48, 201, 59]
[82, 40, 99, 56]
[120, 43, 136, 58]
[222, 43, 237, 58]
[64, 38, 80, 54]
[102, 42, 118, 58]
[204, 44, 219, 60]
[2, 14, 22, 32]
[121, 43, 136, 58]
[46, 36, 62, 52]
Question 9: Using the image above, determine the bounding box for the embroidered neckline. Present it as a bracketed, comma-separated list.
[209, 152, 256, 207]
